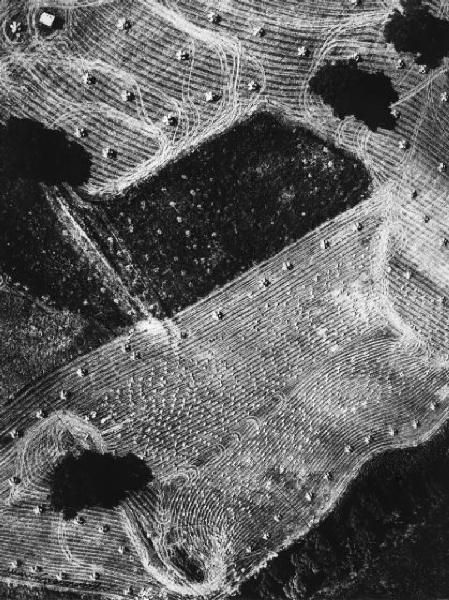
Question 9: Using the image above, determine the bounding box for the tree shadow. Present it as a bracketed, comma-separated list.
[309, 62, 399, 131]
[49, 450, 153, 520]
[0, 117, 90, 186]
[384, 0, 449, 69]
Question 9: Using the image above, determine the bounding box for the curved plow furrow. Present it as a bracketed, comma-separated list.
[2, 0, 449, 598]
[3, 184, 449, 597]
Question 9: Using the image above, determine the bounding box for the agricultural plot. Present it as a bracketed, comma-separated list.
[237, 418, 449, 600]
[0, 286, 109, 402]
[1, 0, 449, 599]
[81, 112, 371, 316]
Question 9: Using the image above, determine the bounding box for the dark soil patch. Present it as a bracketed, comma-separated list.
[384, 0, 449, 69]
[309, 62, 398, 131]
[237, 421, 449, 600]
[49, 450, 153, 519]
[85, 112, 372, 316]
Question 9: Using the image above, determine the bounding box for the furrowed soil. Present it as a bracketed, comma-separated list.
[4, 423, 449, 600]
[238, 422, 449, 600]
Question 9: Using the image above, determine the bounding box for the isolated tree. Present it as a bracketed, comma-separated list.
[309, 62, 398, 131]
[49, 450, 153, 519]
[384, 0, 449, 68]
[0, 117, 91, 185]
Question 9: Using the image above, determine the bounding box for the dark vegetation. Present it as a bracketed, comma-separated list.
[309, 62, 398, 131]
[2, 118, 90, 186]
[384, 0, 449, 69]
[7, 424, 449, 599]
[0, 586, 93, 600]
[238, 421, 449, 600]
[0, 117, 132, 330]
[49, 450, 153, 519]
[84, 112, 372, 316]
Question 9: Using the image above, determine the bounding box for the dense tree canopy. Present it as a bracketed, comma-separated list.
[49, 450, 153, 519]
[0, 117, 91, 185]
[309, 62, 398, 131]
[384, 0, 449, 68]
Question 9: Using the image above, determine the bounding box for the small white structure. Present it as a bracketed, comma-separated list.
[320, 238, 330, 250]
[398, 138, 410, 150]
[441, 91, 448, 103]
[204, 90, 220, 103]
[419, 64, 429, 74]
[396, 58, 405, 69]
[39, 11, 56, 28]
[162, 113, 178, 126]
[116, 17, 131, 31]
[121, 89, 135, 102]
[438, 161, 447, 172]
[297, 45, 309, 58]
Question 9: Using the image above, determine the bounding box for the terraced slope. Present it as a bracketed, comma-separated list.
[1, 0, 449, 599]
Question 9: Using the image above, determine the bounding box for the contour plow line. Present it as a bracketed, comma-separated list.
[3, 178, 449, 598]
[2, 0, 449, 598]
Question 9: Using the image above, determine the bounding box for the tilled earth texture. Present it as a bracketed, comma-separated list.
[1, 1, 449, 600]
